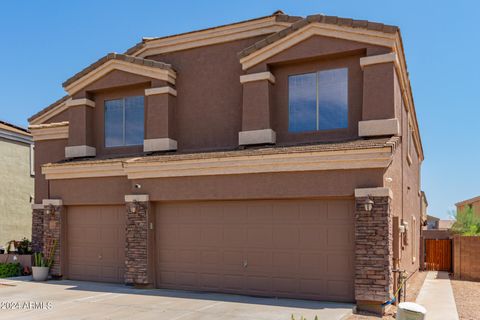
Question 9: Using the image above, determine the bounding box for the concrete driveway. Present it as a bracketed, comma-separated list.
[0, 277, 353, 320]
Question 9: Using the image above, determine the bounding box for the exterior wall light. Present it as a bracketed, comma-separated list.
[364, 197, 374, 212]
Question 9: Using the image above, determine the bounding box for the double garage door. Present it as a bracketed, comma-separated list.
[67, 199, 354, 302]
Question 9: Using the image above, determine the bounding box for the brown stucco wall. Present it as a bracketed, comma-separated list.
[48, 177, 132, 205]
[383, 70, 422, 274]
[34, 139, 67, 203]
[362, 63, 395, 120]
[47, 168, 385, 206]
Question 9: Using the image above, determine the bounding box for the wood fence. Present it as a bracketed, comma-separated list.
[454, 235, 480, 281]
[425, 239, 452, 271]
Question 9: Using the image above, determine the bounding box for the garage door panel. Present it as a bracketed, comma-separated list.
[246, 275, 271, 293]
[201, 225, 223, 245]
[327, 253, 353, 276]
[327, 201, 353, 220]
[156, 199, 354, 301]
[67, 206, 125, 283]
[327, 227, 353, 247]
[300, 226, 327, 248]
[327, 280, 353, 300]
[273, 226, 299, 248]
[272, 203, 299, 222]
[223, 226, 246, 246]
[247, 204, 272, 223]
[200, 204, 224, 222]
[178, 225, 201, 245]
[247, 227, 272, 247]
[300, 252, 327, 275]
[273, 277, 299, 293]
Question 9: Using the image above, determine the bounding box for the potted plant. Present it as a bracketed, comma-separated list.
[32, 253, 49, 281]
[32, 241, 56, 281]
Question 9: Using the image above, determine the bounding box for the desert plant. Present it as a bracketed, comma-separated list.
[33, 240, 57, 268]
[451, 206, 480, 236]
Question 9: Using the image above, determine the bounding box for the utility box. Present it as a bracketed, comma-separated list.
[397, 302, 426, 320]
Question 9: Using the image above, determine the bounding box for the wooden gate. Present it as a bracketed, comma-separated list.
[425, 239, 452, 271]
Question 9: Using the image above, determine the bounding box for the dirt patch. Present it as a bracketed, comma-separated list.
[347, 271, 428, 320]
[451, 277, 480, 320]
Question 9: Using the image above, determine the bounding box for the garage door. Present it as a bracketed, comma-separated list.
[155, 199, 354, 302]
[67, 206, 125, 283]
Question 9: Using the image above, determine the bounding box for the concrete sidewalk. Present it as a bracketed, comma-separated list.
[416, 271, 459, 320]
[0, 278, 353, 320]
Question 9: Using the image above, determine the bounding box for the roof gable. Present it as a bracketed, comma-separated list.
[63, 53, 176, 95]
[239, 15, 398, 70]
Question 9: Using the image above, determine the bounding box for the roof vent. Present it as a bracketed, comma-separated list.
[272, 10, 285, 15]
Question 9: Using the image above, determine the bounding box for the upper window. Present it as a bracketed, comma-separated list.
[288, 68, 348, 132]
[104, 96, 144, 147]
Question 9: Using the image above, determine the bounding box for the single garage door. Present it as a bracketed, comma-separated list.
[67, 206, 125, 283]
[156, 199, 354, 302]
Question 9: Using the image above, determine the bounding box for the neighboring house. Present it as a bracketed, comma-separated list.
[0, 120, 34, 246]
[425, 214, 440, 230]
[28, 11, 424, 313]
[455, 196, 480, 215]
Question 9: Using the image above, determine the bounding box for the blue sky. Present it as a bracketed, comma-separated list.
[0, 1, 478, 218]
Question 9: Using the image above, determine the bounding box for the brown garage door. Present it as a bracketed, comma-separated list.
[156, 199, 354, 302]
[67, 206, 125, 283]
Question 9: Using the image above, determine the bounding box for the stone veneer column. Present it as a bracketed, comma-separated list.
[144, 87, 177, 152]
[31, 204, 45, 253]
[42, 199, 64, 277]
[239, 71, 276, 145]
[354, 187, 393, 314]
[125, 195, 151, 286]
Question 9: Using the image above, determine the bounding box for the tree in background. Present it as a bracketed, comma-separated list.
[451, 206, 480, 236]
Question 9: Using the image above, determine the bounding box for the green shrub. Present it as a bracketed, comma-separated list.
[451, 206, 480, 236]
[0, 263, 21, 278]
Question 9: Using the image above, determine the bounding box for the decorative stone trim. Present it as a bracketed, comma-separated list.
[29, 122, 69, 141]
[64, 59, 177, 95]
[240, 22, 397, 70]
[65, 145, 96, 158]
[238, 129, 276, 145]
[125, 199, 149, 285]
[354, 187, 393, 199]
[42, 201, 64, 277]
[42, 199, 63, 206]
[358, 119, 400, 137]
[125, 194, 149, 202]
[360, 52, 398, 70]
[143, 138, 178, 152]
[354, 193, 393, 310]
[65, 98, 95, 108]
[240, 72, 276, 84]
[145, 87, 177, 97]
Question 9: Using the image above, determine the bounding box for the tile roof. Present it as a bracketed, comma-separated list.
[124, 11, 302, 56]
[62, 53, 175, 88]
[28, 95, 70, 123]
[455, 195, 480, 207]
[238, 14, 399, 59]
[48, 137, 399, 167]
[0, 120, 30, 136]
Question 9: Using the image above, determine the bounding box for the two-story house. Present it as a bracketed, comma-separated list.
[0, 120, 34, 246]
[28, 11, 424, 313]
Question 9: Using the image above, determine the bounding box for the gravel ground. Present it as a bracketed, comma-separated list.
[347, 271, 428, 320]
[450, 277, 480, 320]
